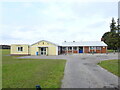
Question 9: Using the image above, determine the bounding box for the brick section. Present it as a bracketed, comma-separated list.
[90, 50, 96, 53]
[84, 46, 89, 53]
[61, 46, 107, 54]
[73, 50, 78, 53]
[62, 51, 68, 54]
[101, 46, 107, 53]
[68, 51, 72, 53]
[65, 51, 67, 53]
[96, 50, 101, 53]
[62, 51, 65, 54]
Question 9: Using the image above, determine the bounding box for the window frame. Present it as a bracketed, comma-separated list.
[73, 47, 77, 50]
[90, 46, 96, 50]
[62, 47, 66, 51]
[96, 47, 101, 50]
[17, 47, 23, 52]
[68, 47, 72, 51]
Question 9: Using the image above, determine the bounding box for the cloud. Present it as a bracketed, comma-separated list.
[22, 2, 33, 8]
[1, 0, 119, 2]
[0, 1, 118, 45]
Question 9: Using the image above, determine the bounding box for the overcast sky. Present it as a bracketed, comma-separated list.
[0, 0, 119, 45]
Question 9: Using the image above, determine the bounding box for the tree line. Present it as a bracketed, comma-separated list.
[0, 45, 10, 49]
[101, 18, 120, 51]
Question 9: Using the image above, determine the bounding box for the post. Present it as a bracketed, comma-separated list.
[66, 47, 68, 55]
[72, 47, 73, 54]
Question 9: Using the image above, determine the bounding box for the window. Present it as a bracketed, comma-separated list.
[73, 47, 77, 50]
[90, 47, 93, 50]
[58, 47, 61, 51]
[68, 47, 72, 50]
[90, 46, 96, 50]
[18, 47, 23, 51]
[62, 47, 66, 51]
[96, 47, 101, 50]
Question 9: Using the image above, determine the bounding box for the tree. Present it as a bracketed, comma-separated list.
[102, 18, 120, 51]
[110, 18, 117, 33]
[117, 18, 120, 34]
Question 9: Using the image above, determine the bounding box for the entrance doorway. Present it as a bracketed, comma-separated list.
[79, 47, 83, 53]
[40, 47, 46, 55]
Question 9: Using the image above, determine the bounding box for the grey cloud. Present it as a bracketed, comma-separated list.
[86, 21, 106, 29]
[71, 2, 117, 18]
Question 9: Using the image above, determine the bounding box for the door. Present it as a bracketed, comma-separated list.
[40, 47, 46, 55]
[79, 47, 83, 53]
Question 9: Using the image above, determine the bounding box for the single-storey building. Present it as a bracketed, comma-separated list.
[11, 40, 107, 56]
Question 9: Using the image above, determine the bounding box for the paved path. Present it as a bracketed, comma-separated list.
[18, 53, 119, 88]
[61, 53, 119, 88]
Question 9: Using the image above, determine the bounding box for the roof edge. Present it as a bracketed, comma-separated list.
[31, 40, 59, 46]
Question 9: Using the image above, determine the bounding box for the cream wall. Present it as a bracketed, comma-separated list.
[30, 46, 39, 55]
[11, 41, 58, 55]
[11, 44, 30, 55]
[30, 41, 58, 55]
[47, 46, 57, 55]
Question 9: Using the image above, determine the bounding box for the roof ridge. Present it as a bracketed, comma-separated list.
[31, 40, 59, 46]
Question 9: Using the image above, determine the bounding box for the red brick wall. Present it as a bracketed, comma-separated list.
[84, 46, 89, 53]
[68, 51, 72, 53]
[101, 46, 107, 53]
[62, 51, 66, 54]
[90, 50, 96, 53]
[73, 50, 78, 53]
[96, 50, 101, 53]
[61, 46, 107, 54]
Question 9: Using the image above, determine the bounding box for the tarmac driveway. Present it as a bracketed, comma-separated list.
[19, 53, 119, 88]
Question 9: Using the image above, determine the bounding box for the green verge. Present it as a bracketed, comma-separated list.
[0, 49, 2, 89]
[2, 49, 66, 88]
[107, 49, 114, 53]
[98, 59, 120, 77]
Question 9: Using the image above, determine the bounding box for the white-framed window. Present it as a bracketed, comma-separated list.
[73, 47, 77, 50]
[18, 47, 23, 51]
[96, 47, 101, 50]
[90, 46, 96, 50]
[68, 47, 72, 50]
[62, 47, 66, 51]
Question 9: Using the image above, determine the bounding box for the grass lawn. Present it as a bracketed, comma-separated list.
[2, 49, 66, 88]
[107, 49, 114, 53]
[0, 49, 2, 89]
[98, 59, 120, 77]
